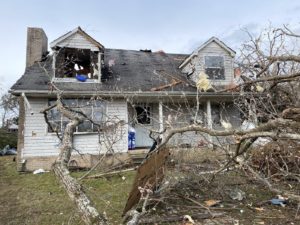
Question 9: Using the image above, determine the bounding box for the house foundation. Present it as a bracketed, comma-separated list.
[20, 153, 131, 171]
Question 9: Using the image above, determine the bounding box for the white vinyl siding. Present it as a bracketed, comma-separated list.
[23, 98, 128, 157]
[56, 33, 99, 51]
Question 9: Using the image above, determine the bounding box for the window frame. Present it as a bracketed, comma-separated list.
[52, 47, 102, 83]
[204, 55, 225, 80]
[46, 99, 107, 134]
[134, 104, 152, 125]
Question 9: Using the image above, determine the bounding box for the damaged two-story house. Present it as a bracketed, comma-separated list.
[10, 27, 242, 171]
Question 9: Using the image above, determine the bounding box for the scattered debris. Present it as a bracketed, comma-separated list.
[33, 168, 48, 174]
[139, 49, 152, 53]
[108, 59, 115, 67]
[240, 120, 255, 131]
[229, 188, 246, 201]
[196, 72, 214, 92]
[182, 215, 195, 225]
[204, 199, 222, 207]
[270, 195, 288, 207]
[0, 145, 17, 156]
[255, 207, 265, 212]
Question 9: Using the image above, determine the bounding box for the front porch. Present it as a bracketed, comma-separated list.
[127, 96, 241, 150]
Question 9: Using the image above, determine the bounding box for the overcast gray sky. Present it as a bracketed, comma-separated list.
[1, 0, 300, 92]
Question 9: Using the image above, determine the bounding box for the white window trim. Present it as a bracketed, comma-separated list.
[46, 99, 107, 134]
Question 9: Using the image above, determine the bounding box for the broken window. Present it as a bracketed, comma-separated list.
[55, 47, 100, 80]
[205, 56, 225, 80]
[135, 105, 151, 124]
[47, 99, 106, 133]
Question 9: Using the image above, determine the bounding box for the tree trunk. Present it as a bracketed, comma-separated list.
[52, 99, 108, 225]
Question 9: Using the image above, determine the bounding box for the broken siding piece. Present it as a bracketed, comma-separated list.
[123, 147, 170, 215]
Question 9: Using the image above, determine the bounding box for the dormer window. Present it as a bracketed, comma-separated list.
[204, 56, 225, 80]
[50, 27, 104, 82]
[55, 47, 100, 80]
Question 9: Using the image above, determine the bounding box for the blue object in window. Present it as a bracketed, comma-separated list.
[76, 74, 88, 82]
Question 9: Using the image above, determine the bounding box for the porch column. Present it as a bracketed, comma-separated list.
[159, 101, 164, 133]
[98, 52, 102, 82]
[206, 100, 213, 147]
[206, 100, 212, 129]
[249, 99, 258, 125]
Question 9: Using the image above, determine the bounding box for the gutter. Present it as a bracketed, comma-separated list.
[11, 89, 242, 99]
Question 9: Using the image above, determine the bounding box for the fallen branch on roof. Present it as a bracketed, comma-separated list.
[150, 79, 182, 91]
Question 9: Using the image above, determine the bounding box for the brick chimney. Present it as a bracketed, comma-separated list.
[26, 27, 48, 67]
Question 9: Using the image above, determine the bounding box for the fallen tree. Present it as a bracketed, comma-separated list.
[42, 95, 109, 225]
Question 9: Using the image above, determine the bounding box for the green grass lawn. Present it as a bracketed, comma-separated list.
[0, 156, 135, 225]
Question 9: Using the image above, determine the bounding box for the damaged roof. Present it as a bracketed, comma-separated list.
[11, 49, 197, 94]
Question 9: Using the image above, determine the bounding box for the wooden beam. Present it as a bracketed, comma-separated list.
[150, 80, 182, 91]
[123, 148, 170, 215]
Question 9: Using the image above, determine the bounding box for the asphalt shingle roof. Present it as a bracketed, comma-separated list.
[11, 49, 197, 94]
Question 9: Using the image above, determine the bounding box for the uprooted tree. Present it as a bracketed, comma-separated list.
[39, 25, 300, 224]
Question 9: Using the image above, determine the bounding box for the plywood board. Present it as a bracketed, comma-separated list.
[123, 148, 170, 215]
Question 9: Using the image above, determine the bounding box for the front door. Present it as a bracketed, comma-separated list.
[134, 104, 153, 148]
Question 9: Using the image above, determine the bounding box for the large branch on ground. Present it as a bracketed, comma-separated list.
[50, 96, 108, 225]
